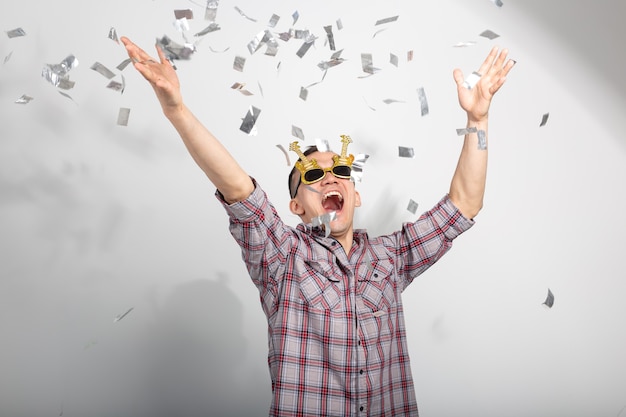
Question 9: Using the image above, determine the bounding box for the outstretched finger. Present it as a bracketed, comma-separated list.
[476, 46, 499, 77]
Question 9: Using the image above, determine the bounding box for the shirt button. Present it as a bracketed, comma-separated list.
[373, 273, 378, 278]
[331, 241, 337, 246]
[359, 369, 364, 375]
[360, 406, 364, 412]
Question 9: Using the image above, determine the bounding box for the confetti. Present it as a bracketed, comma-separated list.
[4, 51, 13, 64]
[15, 94, 34, 104]
[114, 307, 134, 322]
[108, 27, 119, 43]
[463, 71, 481, 89]
[491, 0, 504, 7]
[299, 87, 309, 101]
[417, 87, 429, 116]
[375, 15, 399, 25]
[205, 0, 220, 21]
[195, 22, 220, 36]
[239, 105, 261, 135]
[117, 108, 130, 126]
[477, 130, 487, 150]
[116, 58, 132, 71]
[247, 30, 279, 56]
[294, 30, 310, 40]
[479, 29, 499, 40]
[156, 35, 195, 61]
[317, 49, 345, 70]
[233, 55, 246, 72]
[315, 138, 331, 152]
[106, 78, 125, 93]
[407, 199, 419, 214]
[543, 289, 554, 308]
[42, 55, 79, 88]
[90, 62, 116, 79]
[540, 113, 550, 127]
[258, 81, 264, 97]
[456, 127, 478, 136]
[58, 78, 75, 90]
[312, 211, 336, 238]
[407, 50, 414, 62]
[296, 35, 316, 58]
[383, 99, 405, 104]
[174, 9, 194, 19]
[453, 41, 477, 48]
[292, 10, 300, 25]
[336, 19, 344, 30]
[398, 146, 414, 158]
[6, 28, 26, 38]
[324, 25, 336, 51]
[209, 45, 230, 53]
[351, 154, 369, 183]
[173, 17, 191, 33]
[234, 6, 257, 22]
[360, 53, 380, 75]
[230, 82, 252, 95]
[390, 53, 399, 67]
[292, 125, 305, 140]
[276, 144, 291, 165]
[268, 13, 280, 28]
[58, 91, 77, 103]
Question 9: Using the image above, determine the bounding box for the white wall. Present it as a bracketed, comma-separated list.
[1, 0, 625, 416]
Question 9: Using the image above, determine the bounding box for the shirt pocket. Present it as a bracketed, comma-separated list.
[358, 258, 398, 311]
[299, 259, 342, 311]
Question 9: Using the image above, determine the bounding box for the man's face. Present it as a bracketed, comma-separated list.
[289, 151, 361, 238]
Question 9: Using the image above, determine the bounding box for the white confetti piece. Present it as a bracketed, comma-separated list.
[351, 154, 369, 183]
[292, 10, 300, 25]
[276, 144, 291, 166]
[453, 41, 477, 48]
[463, 71, 481, 89]
[15, 94, 34, 104]
[205, 0, 220, 21]
[234, 6, 257, 22]
[233, 55, 246, 72]
[312, 212, 336, 238]
[417, 87, 429, 116]
[268, 13, 280, 28]
[117, 108, 130, 126]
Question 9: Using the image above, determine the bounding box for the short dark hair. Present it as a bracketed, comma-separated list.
[288, 145, 319, 199]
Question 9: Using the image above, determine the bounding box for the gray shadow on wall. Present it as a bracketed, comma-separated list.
[140, 277, 259, 417]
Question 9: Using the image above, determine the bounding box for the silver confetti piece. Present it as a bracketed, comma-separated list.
[278, 31, 292, 42]
[263, 30, 280, 57]
[157, 35, 195, 61]
[175, 9, 193, 19]
[315, 138, 332, 152]
[453, 41, 477, 48]
[351, 154, 369, 183]
[324, 25, 336, 51]
[174, 17, 191, 33]
[479, 29, 499, 40]
[360, 53, 379, 75]
[233, 55, 246, 72]
[57, 78, 75, 91]
[477, 130, 487, 150]
[58, 91, 76, 103]
[117, 108, 130, 126]
[312, 212, 336, 238]
[463, 71, 481, 89]
[114, 307, 134, 322]
[304, 185, 321, 194]
[239, 106, 261, 135]
[6, 28, 26, 38]
[268, 13, 280, 28]
[337, 19, 344, 30]
[230, 82, 252, 95]
[90, 62, 116, 79]
[108, 27, 119, 43]
[106, 80, 124, 92]
[247, 30, 266, 54]
[4, 51, 13, 65]
[399, 146, 414, 158]
[292, 125, 305, 140]
[372, 28, 388, 39]
[540, 113, 549, 127]
[543, 289, 554, 308]
[276, 144, 291, 166]
[456, 126, 478, 136]
[375, 15, 399, 25]
[407, 199, 419, 214]
[417, 87, 429, 116]
[42, 54, 79, 87]
[234, 6, 257, 22]
[491, 0, 504, 7]
[205, 0, 219, 21]
[258, 81, 264, 97]
[390, 53, 399, 67]
[209, 45, 230, 53]
[296, 35, 316, 58]
[117, 58, 132, 71]
[299, 87, 309, 101]
[195, 22, 220, 36]
[407, 50, 414, 62]
[15, 94, 34, 104]
[294, 29, 310, 40]
[383, 99, 405, 104]
[292, 10, 300, 25]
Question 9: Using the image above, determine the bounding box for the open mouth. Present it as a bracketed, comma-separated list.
[322, 191, 344, 212]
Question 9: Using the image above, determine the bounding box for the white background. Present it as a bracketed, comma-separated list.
[1, 0, 625, 416]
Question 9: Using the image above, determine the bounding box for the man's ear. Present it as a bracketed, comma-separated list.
[289, 198, 305, 215]
[355, 190, 362, 208]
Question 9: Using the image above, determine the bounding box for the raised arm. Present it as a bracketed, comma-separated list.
[448, 46, 515, 219]
[121, 36, 254, 204]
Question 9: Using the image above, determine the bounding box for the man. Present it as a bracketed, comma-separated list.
[121, 35, 514, 416]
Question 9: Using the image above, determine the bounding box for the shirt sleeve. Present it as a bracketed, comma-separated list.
[215, 180, 292, 306]
[388, 194, 474, 289]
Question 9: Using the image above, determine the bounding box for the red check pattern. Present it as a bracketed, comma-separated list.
[218, 181, 473, 416]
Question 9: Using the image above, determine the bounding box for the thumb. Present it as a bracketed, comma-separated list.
[452, 68, 465, 88]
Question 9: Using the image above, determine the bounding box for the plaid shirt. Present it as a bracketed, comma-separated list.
[218, 181, 474, 416]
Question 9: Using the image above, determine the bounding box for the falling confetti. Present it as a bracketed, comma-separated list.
[108, 27, 119, 43]
[113, 307, 134, 322]
[233, 55, 246, 72]
[383, 99, 405, 105]
[292, 10, 300, 25]
[315, 138, 331, 152]
[296, 35, 316, 58]
[268, 14, 280, 28]
[195, 22, 220, 36]
[543, 289, 554, 308]
[205, 0, 220, 21]
[453, 41, 477, 48]
[360, 53, 380, 75]
[90, 62, 116, 79]
[456, 127, 478, 136]
[292, 125, 305, 140]
[174, 9, 194, 19]
[398, 146, 414, 158]
[390, 53, 399, 67]
[540, 113, 550, 127]
[3, 51, 13, 65]
[230, 82, 253, 96]
[276, 144, 291, 166]
[491, 0, 504, 7]
[477, 130, 487, 150]
[299, 87, 309, 101]
[234, 6, 257, 22]
[463, 71, 481, 89]
[156, 35, 195, 61]
[324, 25, 336, 51]
[15, 94, 34, 104]
[351, 154, 369, 183]
[42, 55, 79, 88]
[6, 28, 26, 38]
[375, 16, 399, 25]
[407, 50, 414, 62]
[117, 108, 131, 126]
[312, 211, 336, 238]
[407, 199, 419, 214]
[479, 29, 499, 40]
[116, 58, 132, 71]
[417, 87, 429, 116]
[239, 105, 261, 135]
